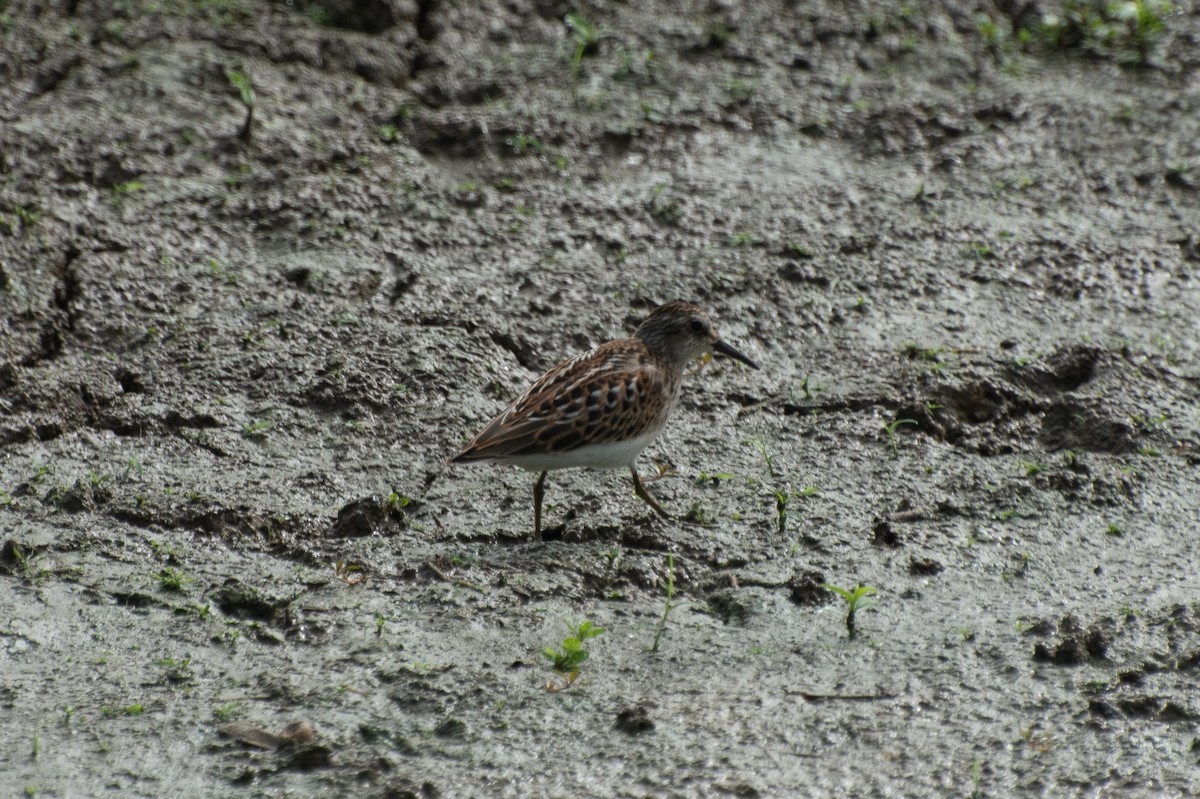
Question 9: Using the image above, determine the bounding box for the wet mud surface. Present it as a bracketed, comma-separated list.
[3, 1, 1200, 796]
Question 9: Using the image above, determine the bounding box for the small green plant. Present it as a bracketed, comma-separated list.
[727, 78, 756, 103]
[794, 374, 824, 400]
[507, 134, 544, 156]
[649, 554, 678, 653]
[727, 230, 759, 247]
[781, 241, 812, 258]
[744, 438, 779, 478]
[111, 180, 144, 207]
[302, 3, 329, 24]
[1034, 0, 1173, 65]
[153, 656, 193, 682]
[964, 241, 993, 260]
[991, 175, 1036, 196]
[565, 12, 605, 80]
[694, 470, 736, 485]
[1130, 412, 1168, 433]
[543, 620, 604, 690]
[977, 12, 1018, 61]
[772, 487, 795, 535]
[158, 567, 194, 593]
[212, 702, 241, 722]
[241, 419, 272, 439]
[374, 612, 386, 637]
[903, 342, 945, 363]
[14, 204, 42, 230]
[1166, 159, 1199, 190]
[1106, 522, 1124, 536]
[5, 542, 45, 583]
[822, 583, 877, 639]
[882, 418, 918, 458]
[225, 67, 255, 142]
[1001, 551, 1033, 582]
[122, 457, 144, 481]
[647, 181, 683, 223]
[683, 500, 711, 525]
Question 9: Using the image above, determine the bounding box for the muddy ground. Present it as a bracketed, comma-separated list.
[2, 0, 1200, 796]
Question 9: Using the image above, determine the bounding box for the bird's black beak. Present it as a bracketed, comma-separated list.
[713, 338, 758, 369]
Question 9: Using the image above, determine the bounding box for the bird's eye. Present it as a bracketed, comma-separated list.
[689, 319, 706, 333]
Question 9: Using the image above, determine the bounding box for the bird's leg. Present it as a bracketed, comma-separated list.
[630, 467, 670, 519]
[533, 470, 548, 541]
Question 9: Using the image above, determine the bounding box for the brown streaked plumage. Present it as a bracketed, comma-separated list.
[452, 300, 758, 539]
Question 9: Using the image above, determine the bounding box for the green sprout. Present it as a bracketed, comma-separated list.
[111, 180, 144, 207]
[649, 554, 679, 653]
[743, 437, 778, 478]
[565, 13, 605, 81]
[543, 620, 604, 691]
[822, 583, 877, 639]
[1035, 0, 1173, 65]
[241, 419, 272, 439]
[158, 567, 194, 593]
[225, 68, 255, 142]
[507, 133, 544, 155]
[727, 230, 759, 247]
[963, 241, 993, 260]
[153, 656, 193, 682]
[14, 205, 41, 230]
[212, 703, 241, 722]
[727, 78, 756, 103]
[772, 487, 795, 535]
[1130, 412, 1168, 433]
[882, 418, 918, 458]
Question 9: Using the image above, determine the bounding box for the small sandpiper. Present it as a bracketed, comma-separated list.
[451, 301, 758, 539]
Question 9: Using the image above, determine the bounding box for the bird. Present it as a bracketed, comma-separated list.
[450, 300, 758, 539]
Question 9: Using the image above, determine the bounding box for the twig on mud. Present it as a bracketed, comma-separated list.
[734, 398, 772, 417]
[423, 559, 488, 593]
[796, 691, 898, 702]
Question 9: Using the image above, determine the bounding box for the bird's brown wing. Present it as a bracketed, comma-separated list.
[452, 340, 672, 461]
